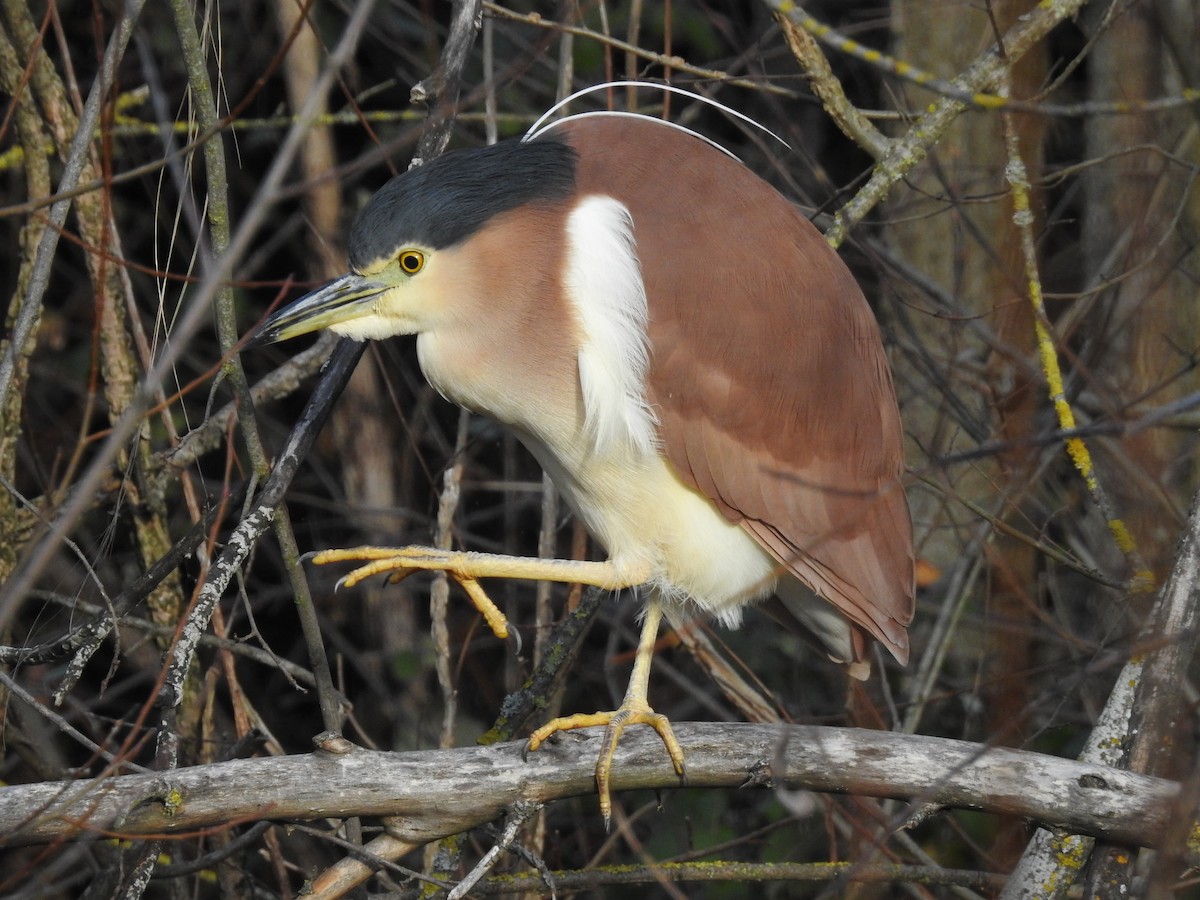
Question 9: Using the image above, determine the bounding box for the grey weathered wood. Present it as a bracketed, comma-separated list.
[0, 724, 1177, 848]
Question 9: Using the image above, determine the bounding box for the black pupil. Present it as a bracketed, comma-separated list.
[403, 254, 418, 271]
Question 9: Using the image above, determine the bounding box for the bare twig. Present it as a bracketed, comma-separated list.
[1080, 486, 1200, 893]
[158, 340, 364, 709]
[772, 10, 890, 160]
[468, 860, 1005, 894]
[0, 0, 146, 419]
[448, 800, 545, 899]
[1001, 78, 1154, 593]
[767, 0, 1091, 248]
[0, 0, 377, 629]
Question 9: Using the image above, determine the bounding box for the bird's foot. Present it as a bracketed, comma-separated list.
[311, 546, 510, 640]
[311, 547, 644, 642]
[526, 699, 687, 827]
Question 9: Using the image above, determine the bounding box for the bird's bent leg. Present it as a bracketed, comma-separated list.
[310, 546, 644, 641]
[526, 597, 685, 827]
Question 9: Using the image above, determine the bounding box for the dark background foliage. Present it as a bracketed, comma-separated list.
[1, 0, 1198, 896]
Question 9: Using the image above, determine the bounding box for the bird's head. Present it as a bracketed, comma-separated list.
[251, 136, 578, 346]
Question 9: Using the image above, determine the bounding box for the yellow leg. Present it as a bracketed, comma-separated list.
[311, 545, 643, 641]
[526, 598, 686, 827]
[311, 544, 676, 823]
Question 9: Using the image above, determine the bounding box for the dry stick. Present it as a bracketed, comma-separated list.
[155, 3, 377, 743]
[26, 590, 320, 691]
[764, 0, 1091, 250]
[164, 332, 339, 470]
[530, 28, 573, 875]
[169, 0, 345, 738]
[306, 588, 605, 900]
[472, 861, 1004, 894]
[995, 62, 1189, 897]
[152, 0, 377, 698]
[284, 2, 485, 896]
[448, 800, 544, 900]
[1077, 494, 1200, 895]
[0, 0, 377, 634]
[0, 15, 52, 598]
[0, 0, 146, 419]
[533, 476, 562, 687]
[482, 2, 797, 99]
[1, 24, 191, 896]
[778, 2, 1200, 118]
[34, 484, 243, 701]
[0, 106, 531, 155]
[902, 516, 994, 736]
[625, 0, 642, 111]
[125, 40, 212, 541]
[9, 3, 194, 763]
[1003, 95, 1154, 594]
[433, 415, 471, 752]
[0, 667, 152, 774]
[152, 11, 346, 891]
[0, 0, 148, 634]
[160, 6, 333, 775]
[672, 623, 780, 725]
[1000, 658, 1138, 899]
[157, 340, 364, 711]
[412, 1, 486, 892]
[772, 10, 890, 161]
[409, 0, 482, 167]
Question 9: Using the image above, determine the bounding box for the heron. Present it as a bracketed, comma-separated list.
[253, 91, 914, 824]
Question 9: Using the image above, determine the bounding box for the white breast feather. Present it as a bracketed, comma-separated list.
[564, 195, 658, 456]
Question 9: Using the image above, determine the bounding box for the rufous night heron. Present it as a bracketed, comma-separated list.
[255, 92, 915, 824]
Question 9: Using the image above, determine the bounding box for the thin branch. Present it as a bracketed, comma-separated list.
[470, 860, 1006, 894]
[1000, 652, 1139, 898]
[0, 0, 146, 418]
[778, 3, 1200, 118]
[1082, 485, 1200, 891]
[1001, 80, 1154, 593]
[771, 9, 890, 160]
[767, 0, 1091, 248]
[482, 2, 799, 99]
[158, 340, 365, 709]
[0, 0, 378, 628]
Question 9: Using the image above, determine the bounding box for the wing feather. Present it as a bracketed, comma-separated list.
[562, 117, 914, 664]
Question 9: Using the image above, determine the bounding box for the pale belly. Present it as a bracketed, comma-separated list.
[416, 333, 780, 624]
[519, 429, 780, 626]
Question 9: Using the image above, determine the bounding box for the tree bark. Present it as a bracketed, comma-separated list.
[1, 724, 1180, 850]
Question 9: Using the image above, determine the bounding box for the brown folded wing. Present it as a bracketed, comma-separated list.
[566, 116, 915, 663]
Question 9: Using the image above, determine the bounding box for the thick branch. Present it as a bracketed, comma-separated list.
[1, 724, 1178, 849]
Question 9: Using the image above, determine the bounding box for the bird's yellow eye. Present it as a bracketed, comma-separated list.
[398, 250, 425, 275]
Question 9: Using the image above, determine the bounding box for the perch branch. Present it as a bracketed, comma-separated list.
[1, 724, 1181, 851]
